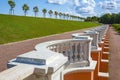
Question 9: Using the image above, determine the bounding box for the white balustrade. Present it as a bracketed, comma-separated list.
[72, 31, 99, 50]
[90, 25, 109, 43]
[35, 38, 92, 66]
[1, 25, 110, 80]
[1, 37, 92, 80]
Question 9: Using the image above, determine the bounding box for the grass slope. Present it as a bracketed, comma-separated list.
[0, 14, 100, 44]
[112, 24, 120, 33]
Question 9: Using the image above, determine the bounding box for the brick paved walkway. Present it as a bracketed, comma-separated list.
[109, 27, 120, 80]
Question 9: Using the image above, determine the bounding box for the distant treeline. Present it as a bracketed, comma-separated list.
[85, 13, 120, 24]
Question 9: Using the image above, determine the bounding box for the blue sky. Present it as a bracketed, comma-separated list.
[0, 0, 120, 17]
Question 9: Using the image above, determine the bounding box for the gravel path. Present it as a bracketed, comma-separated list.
[109, 27, 120, 80]
[0, 29, 88, 72]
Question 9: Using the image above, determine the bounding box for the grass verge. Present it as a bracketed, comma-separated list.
[112, 24, 120, 33]
[0, 14, 100, 44]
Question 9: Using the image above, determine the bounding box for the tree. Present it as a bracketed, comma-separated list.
[22, 4, 29, 16]
[98, 13, 120, 24]
[58, 12, 62, 19]
[85, 17, 92, 22]
[54, 11, 58, 18]
[85, 16, 99, 22]
[42, 8, 47, 18]
[63, 13, 66, 19]
[48, 10, 53, 18]
[99, 13, 111, 24]
[66, 14, 69, 20]
[33, 6, 39, 17]
[8, 0, 15, 15]
[91, 16, 98, 22]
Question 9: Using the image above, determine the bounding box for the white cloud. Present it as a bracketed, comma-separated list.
[97, 0, 120, 16]
[47, 0, 96, 17]
[75, 6, 93, 13]
[116, 0, 120, 7]
[98, 2, 103, 7]
[74, 0, 96, 16]
[74, 0, 96, 7]
[48, 0, 67, 4]
[74, 0, 80, 6]
[99, 0, 118, 10]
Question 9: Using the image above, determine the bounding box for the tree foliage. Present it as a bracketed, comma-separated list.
[33, 6, 39, 17]
[8, 0, 15, 15]
[48, 10, 53, 18]
[22, 4, 29, 16]
[54, 11, 58, 18]
[99, 13, 120, 24]
[42, 8, 47, 18]
[85, 16, 99, 22]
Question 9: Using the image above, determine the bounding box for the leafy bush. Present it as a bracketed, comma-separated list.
[112, 24, 120, 33]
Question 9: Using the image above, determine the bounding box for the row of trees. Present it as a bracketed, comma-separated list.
[8, 0, 83, 21]
[84, 16, 99, 22]
[85, 13, 120, 24]
[42, 8, 82, 20]
[99, 13, 120, 24]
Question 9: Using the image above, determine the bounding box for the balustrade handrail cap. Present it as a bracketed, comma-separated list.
[84, 30, 98, 34]
[0, 64, 34, 80]
[35, 39, 92, 51]
[17, 50, 58, 61]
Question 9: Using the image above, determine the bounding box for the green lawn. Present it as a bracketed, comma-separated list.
[0, 14, 100, 44]
[112, 24, 120, 33]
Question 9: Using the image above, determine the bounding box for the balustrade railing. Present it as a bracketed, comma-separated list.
[48, 40, 89, 64]
[90, 25, 109, 42]
[35, 37, 92, 67]
[0, 25, 109, 80]
[72, 31, 99, 49]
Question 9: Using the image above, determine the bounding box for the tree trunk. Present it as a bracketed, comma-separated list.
[12, 9, 14, 15]
[50, 14, 52, 18]
[43, 13, 46, 18]
[24, 11, 27, 16]
[35, 12, 37, 17]
[9, 8, 12, 15]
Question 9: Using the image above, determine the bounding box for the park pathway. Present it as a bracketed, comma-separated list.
[109, 27, 120, 80]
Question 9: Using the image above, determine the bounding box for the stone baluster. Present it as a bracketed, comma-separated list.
[54, 45, 56, 51]
[56, 44, 59, 53]
[79, 43, 84, 61]
[74, 42, 79, 62]
[77, 43, 80, 61]
[87, 40, 92, 63]
[49, 45, 53, 51]
[72, 43, 76, 62]
[67, 42, 71, 63]
[83, 42, 88, 60]
[58, 43, 62, 53]
[58, 44, 62, 53]
[69, 42, 74, 63]
[62, 43, 66, 56]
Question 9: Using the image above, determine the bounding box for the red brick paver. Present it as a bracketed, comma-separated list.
[109, 27, 120, 80]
